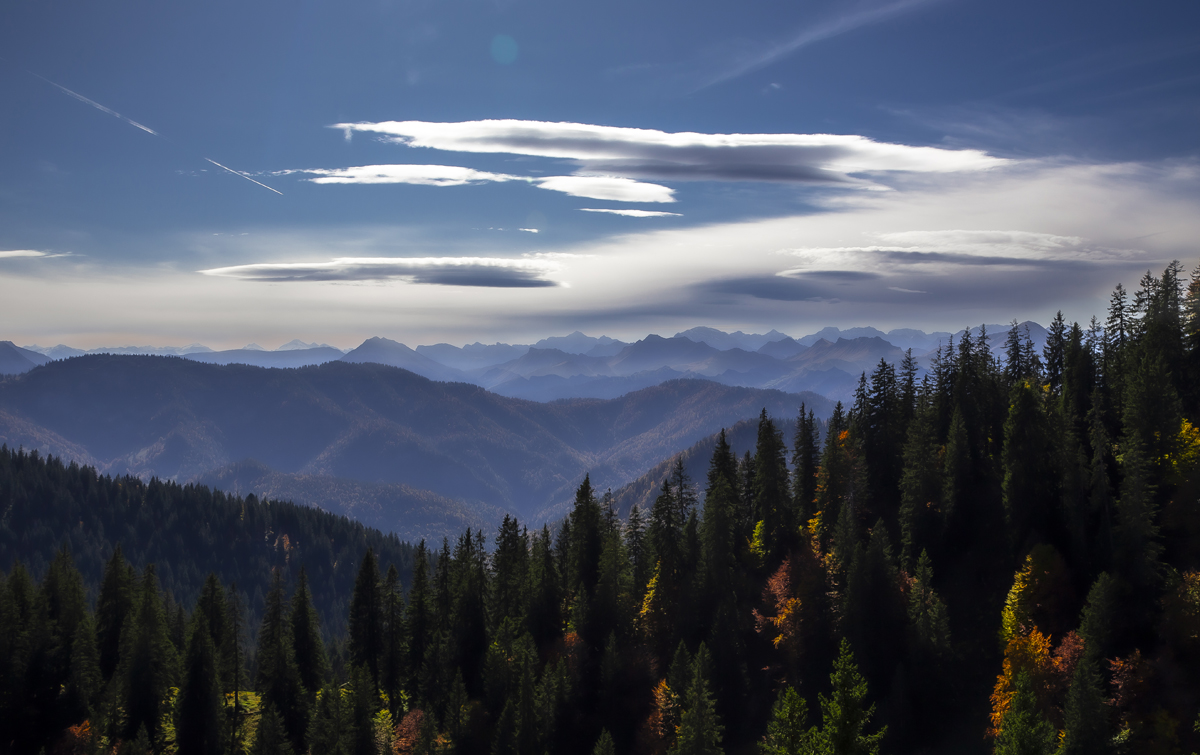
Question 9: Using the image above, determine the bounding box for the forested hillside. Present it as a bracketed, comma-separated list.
[3, 263, 1200, 754]
[0, 447, 414, 637]
[0, 359, 831, 530]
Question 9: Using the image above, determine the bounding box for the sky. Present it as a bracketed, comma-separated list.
[2, 0, 1199, 349]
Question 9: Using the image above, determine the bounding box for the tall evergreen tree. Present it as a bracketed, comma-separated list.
[380, 565, 405, 713]
[753, 410, 793, 564]
[1058, 658, 1111, 755]
[256, 570, 309, 753]
[290, 566, 330, 697]
[95, 545, 136, 682]
[177, 612, 224, 755]
[670, 644, 724, 755]
[348, 549, 383, 684]
[406, 540, 433, 684]
[118, 565, 179, 744]
[1001, 381, 1056, 549]
[792, 407, 820, 525]
[992, 671, 1055, 755]
[817, 639, 885, 755]
[253, 704, 296, 755]
[1043, 311, 1067, 395]
[761, 685, 816, 755]
[307, 683, 354, 755]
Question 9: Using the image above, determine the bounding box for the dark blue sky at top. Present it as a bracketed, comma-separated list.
[1, 0, 1198, 347]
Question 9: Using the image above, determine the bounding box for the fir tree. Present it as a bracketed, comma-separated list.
[792, 407, 820, 525]
[406, 540, 433, 683]
[761, 685, 816, 755]
[252, 704, 296, 755]
[1058, 658, 1111, 755]
[66, 611, 102, 718]
[670, 644, 724, 755]
[95, 545, 136, 682]
[177, 613, 224, 755]
[118, 565, 179, 743]
[307, 683, 354, 755]
[753, 409, 793, 564]
[380, 565, 405, 713]
[593, 728, 617, 755]
[992, 671, 1055, 755]
[1001, 381, 1056, 549]
[290, 566, 330, 697]
[256, 570, 308, 753]
[817, 639, 885, 755]
[348, 549, 383, 684]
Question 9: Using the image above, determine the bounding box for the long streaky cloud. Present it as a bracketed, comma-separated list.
[204, 158, 284, 195]
[333, 119, 1009, 187]
[0, 250, 51, 258]
[32, 74, 162, 136]
[580, 208, 682, 217]
[284, 164, 675, 202]
[199, 256, 560, 287]
[700, 0, 938, 90]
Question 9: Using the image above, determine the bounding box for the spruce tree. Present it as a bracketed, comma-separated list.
[118, 565, 179, 743]
[526, 526, 562, 648]
[406, 540, 433, 683]
[307, 683, 354, 755]
[177, 612, 224, 755]
[491, 515, 528, 627]
[670, 644, 724, 755]
[253, 704, 296, 755]
[95, 545, 136, 682]
[256, 570, 309, 753]
[817, 639, 885, 755]
[593, 728, 617, 755]
[898, 392, 942, 569]
[626, 505, 650, 596]
[792, 407, 820, 525]
[290, 566, 330, 698]
[753, 409, 792, 564]
[348, 549, 383, 684]
[380, 565, 405, 713]
[993, 671, 1055, 755]
[1058, 658, 1111, 755]
[67, 611, 102, 718]
[1001, 381, 1056, 549]
[761, 685, 816, 755]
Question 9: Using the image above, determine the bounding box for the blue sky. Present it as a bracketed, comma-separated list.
[2, 0, 1198, 349]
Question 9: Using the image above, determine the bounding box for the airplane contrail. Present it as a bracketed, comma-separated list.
[32, 72, 282, 195]
[31, 73, 161, 137]
[203, 158, 284, 196]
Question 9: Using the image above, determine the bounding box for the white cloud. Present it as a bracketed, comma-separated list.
[534, 176, 675, 203]
[199, 256, 561, 287]
[580, 208, 683, 217]
[0, 250, 51, 258]
[518, 228, 539, 233]
[283, 164, 674, 202]
[332, 119, 1010, 186]
[288, 164, 526, 186]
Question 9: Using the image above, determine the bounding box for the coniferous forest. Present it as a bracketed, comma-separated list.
[3, 263, 1200, 755]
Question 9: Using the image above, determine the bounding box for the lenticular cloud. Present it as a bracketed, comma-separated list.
[199, 256, 561, 287]
[333, 119, 1011, 185]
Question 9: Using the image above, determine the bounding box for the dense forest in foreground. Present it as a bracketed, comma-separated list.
[4, 262, 1200, 755]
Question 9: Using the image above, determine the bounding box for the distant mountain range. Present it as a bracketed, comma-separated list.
[9, 322, 1050, 403]
[0, 355, 832, 537]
